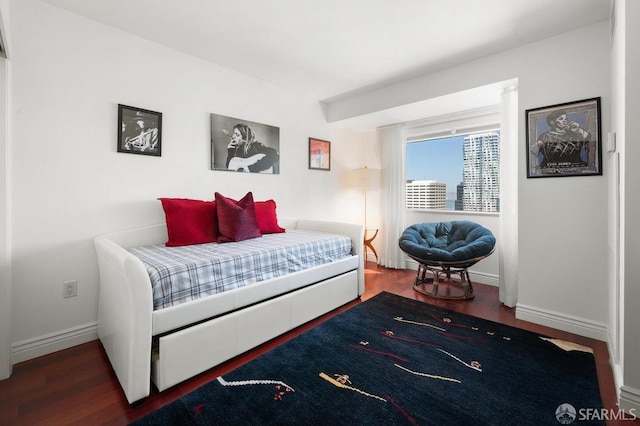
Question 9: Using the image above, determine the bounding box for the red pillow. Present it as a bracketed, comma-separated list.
[215, 192, 262, 243]
[254, 200, 286, 234]
[158, 198, 217, 247]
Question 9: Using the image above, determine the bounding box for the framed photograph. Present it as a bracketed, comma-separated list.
[117, 104, 162, 156]
[210, 113, 280, 174]
[309, 138, 331, 171]
[526, 97, 602, 178]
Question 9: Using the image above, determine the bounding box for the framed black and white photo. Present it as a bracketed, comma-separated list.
[117, 104, 162, 156]
[526, 97, 601, 178]
[210, 113, 280, 174]
[308, 137, 331, 171]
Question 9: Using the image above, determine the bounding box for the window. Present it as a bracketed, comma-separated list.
[404, 107, 501, 212]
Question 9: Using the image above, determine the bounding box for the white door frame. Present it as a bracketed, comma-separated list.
[0, 51, 11, 380]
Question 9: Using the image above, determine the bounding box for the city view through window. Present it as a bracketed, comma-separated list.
[405, 130, 500, 212]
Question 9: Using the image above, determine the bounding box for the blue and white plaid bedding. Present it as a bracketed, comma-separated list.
[128, 229, 353, 310]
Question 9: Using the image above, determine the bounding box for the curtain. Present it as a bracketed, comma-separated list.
[499, 84, 519, 307]
[378, 124, 407, 269]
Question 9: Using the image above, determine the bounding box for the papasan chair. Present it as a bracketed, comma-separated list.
[398, 221, 496, 300]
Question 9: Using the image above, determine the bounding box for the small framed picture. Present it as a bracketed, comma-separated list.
[117, 104, 162, 156]
[526, 97, 602, 178]
[309, 138, 331, 171]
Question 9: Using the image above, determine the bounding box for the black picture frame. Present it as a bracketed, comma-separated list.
[308, 138, 331, 171]
[117, 104, 162, 156]
[526, 97, 602, 178]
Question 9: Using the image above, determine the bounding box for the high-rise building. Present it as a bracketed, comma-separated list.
[462, 132, 500, 212]
[455, 182, 464, 211]
[405, 180, 446, 209]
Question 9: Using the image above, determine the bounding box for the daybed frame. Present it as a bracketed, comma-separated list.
[94, 218, 365, 404]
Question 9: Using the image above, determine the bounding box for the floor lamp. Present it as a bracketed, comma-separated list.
[352, 166, 381, 262]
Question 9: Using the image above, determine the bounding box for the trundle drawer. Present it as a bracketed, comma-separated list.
[291, 270, 358, 324]
[151, 270, 359, 391]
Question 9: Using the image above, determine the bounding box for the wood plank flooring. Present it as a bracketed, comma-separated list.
[0, 263, 635, 425]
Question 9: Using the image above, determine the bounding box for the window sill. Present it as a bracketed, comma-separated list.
[404, 208, 499, 218]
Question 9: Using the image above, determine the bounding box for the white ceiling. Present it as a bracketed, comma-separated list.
[39, 0, 610, 105]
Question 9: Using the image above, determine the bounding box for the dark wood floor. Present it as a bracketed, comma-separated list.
[0, 263, 635, 425]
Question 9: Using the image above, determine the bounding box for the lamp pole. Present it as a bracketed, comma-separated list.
[354, 166, 380, 263]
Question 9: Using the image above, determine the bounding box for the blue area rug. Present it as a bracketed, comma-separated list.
[133, 292, 604, 425]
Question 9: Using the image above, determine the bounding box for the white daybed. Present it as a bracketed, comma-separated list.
[94, 218, 365, 404]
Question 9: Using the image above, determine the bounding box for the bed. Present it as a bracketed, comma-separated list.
[94, 216, 365, 404]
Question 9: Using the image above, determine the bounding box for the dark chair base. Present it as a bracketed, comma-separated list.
[406, 251, 493, 300]
[413, 262, 475, 300]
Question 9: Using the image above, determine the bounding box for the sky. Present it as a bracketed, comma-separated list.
[405, 135, 464, 194]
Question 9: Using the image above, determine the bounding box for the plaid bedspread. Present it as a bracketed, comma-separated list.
[128, 229, 353, 310]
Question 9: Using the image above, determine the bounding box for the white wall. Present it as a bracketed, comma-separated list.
[8, 0, 366, 361]
[616, 0, 640, 414]
[608, 0, 624, 393]
[0, 0, 11, 380]
[516, 25, 610, 340]
[325, 22, 611, 340]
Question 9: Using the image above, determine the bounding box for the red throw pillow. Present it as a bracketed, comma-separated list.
[254, 200, 286, 234]
[215, 192, 262, 243]
[158, 198, 217, 247]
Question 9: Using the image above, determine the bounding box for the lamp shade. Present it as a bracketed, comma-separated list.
[352, 166, 381, 189]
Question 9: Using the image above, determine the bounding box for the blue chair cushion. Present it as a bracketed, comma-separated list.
[399, 221, 496, 263]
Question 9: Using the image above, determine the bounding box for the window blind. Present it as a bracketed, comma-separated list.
[405, 105, 500, 142]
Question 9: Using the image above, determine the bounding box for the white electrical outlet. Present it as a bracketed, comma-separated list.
[63, 280, 77, 298]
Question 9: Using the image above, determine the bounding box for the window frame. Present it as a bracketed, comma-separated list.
[404, 105, 501, 214]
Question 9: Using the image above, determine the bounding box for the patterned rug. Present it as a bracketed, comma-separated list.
[132, 292, 604, 425]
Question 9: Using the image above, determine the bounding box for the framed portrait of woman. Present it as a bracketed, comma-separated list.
[210, 113, 280, 174]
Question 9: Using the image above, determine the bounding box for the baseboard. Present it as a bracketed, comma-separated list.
[619, 386, 640, 417]
[515, 304, 608, 341]
[469, 271, 499, 287]
[12, 322, 98, 364]
[404, 259, 499, 287]
[608, 335, 640, 417]
[608, 335, 623, 398]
